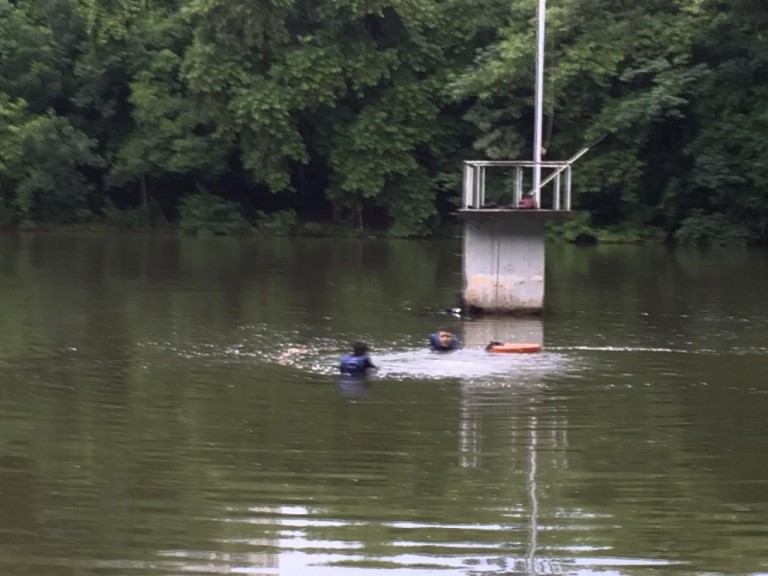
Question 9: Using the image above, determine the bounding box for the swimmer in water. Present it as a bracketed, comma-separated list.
[339, 342, 378, 375]
[276, 347, 309, 365]
[428, 328, 460, 352]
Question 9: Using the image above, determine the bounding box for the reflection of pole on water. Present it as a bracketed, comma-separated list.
[459, 398, 480, 469]
[526, 416, 538, 575]
[458, 381, 570, 574]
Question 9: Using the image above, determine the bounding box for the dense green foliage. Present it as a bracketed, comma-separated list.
[1, 0, 766, 243]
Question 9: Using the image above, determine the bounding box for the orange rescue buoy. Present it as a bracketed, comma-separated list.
[487, 343, 542, 354]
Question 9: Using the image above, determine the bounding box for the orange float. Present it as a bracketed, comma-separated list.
[487, 342, 542, 354]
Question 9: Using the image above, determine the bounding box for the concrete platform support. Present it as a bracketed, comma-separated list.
[460, 158, 580, 314]
[461, 213, 547, 314]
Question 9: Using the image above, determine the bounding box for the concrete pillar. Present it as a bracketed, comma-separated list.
[461, 212, 551, 314]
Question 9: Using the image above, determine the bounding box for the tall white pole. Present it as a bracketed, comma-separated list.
[533, 0, 546, 205]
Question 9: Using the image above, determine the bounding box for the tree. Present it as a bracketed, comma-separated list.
[0, 97, 102, 223]
[180, 0, 493, 235]
[677, 0, 768, 243]
[110, 47, 230, 223]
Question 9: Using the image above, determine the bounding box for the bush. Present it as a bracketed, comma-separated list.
[0, 201, 19, 227]
[594, 224, 664, 244]
[674, 210, 753, 246]
[256, 209, 298, 236]
[297, 221, 344, 237]
[546, 212, 597, 244]
[178, 193, 249, 236]
[102, 199, 149, 229]
[547, 212, 665, 244]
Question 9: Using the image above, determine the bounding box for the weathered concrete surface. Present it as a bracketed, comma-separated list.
[460, 211, 549, 314]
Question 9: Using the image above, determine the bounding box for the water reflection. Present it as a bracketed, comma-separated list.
[461, 317, 544, 350]
[336, 375, 374, 401]
[457, 317, 571, 574]
[195, 320, 588, 574]
[2, 237, 768, 576]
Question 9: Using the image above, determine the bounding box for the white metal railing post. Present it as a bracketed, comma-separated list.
[474, 165, 482, 208]
[564, 166, 572, 210]
[553, 173, 561, 210]
[479, 166, 486, 207]
[515, 167, 523, 205]
[463, 163, 471, 208]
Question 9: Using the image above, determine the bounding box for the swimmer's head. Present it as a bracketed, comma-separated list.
[352, 342, 369, 356]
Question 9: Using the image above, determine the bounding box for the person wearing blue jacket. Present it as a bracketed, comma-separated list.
[429, 328, 460, 352]
[339, 342, 378, 375]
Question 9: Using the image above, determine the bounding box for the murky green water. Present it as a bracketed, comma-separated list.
[1, 234, 767, 575]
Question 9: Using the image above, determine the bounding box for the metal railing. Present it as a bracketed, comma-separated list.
[462, 160, 573, 211]
[461, 142, 598, 211]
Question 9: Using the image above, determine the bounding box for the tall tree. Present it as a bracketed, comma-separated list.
[180, 0, 495, 235]
[0, 96, 102, 223]
[679, 0, 768, 242]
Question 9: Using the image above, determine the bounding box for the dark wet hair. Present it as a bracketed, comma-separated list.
[436, 327, 453, 334]
[352, 342, 369, 356]
[485, 340, 502, 352]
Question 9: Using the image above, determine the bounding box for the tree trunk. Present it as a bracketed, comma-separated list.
[355, 202, 363, 230]
[140, 175, 149, 226]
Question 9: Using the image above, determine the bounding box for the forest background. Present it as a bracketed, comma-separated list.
[1, 0, 766, 245]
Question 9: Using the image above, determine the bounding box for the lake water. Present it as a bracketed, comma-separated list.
[1, 233, 767, 575]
